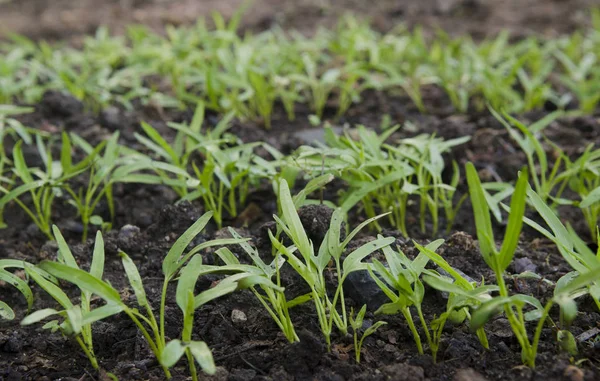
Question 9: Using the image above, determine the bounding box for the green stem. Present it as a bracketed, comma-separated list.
[75, 335, 98, 370]
[159, 277, 170, 347]
[403, 308, 423, 355]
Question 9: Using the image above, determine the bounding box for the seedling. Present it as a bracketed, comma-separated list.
[349, 305, 387, 363]
[225, 228, 298, 343]
[414, 242, 497, 354]
[368, 238, 445, 360]
[270, 178, 394, 350]
[0, 259, 34, 321]
[464, 162, 595, 368]
[30, 213, 267, 379]
[22, 227, 110, 370]
[0, 136, 99, 240]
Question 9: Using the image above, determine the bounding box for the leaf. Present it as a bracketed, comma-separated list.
[25, 266, 73, 310]
[0, 268, 33, 311]
[81, 303, 124, 326]
[38, 261, 122, 305]
[342, 237, 395, 276]
[557, 330, 578, 355]
[193, 273, 250, 308]
[465, 163, 496, 269]
[119, 252, 148, 308]
[580, 186, 600, 208]
[12, 141, 34, 184]
[188, 341, 216, 375]
[0, 301, 15, 320]
[160, 339, 186, 367]
[52, 225, 79, 269]
[176, 255, 204, 312]
[278, 179, 312, 258]
[21, 308, 60, 326]
[163, 212, 213, 278]
[340, 170, 413, 213]
[363, 320, 387, 338]
[89, 231, 105, 280]
[286, 293, 313, 308]
[470, 297, 512, 331]
[498, 168, 528, 271]
[0, 180, 46, 208]
[60, 132, 72, 173]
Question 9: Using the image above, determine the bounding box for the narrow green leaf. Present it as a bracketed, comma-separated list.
[499, 168, 528, 271]
[38, 261, 121, 305]
[163, 212, 213, 278]
[119, 252, 148, 308]
[52, 225, 79, 269]
[465, 162, 496, 268]
[21, 308, 60, 326]
[343, 237, 395, 276]
[0, 301, 15, 320]
[160, 339, 186, 367]
[176, 255, 203, 312]
[188, 341, 216, 375]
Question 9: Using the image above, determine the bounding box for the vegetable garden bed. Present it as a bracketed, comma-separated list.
[1, 2, 599, 381]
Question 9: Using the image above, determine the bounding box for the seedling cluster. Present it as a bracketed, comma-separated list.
[2, 9, 600, 126]
[1, 7, 600, 381]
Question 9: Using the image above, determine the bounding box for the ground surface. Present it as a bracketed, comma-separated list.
[1, 1, 600, 381]
[0, 0, 596, 43]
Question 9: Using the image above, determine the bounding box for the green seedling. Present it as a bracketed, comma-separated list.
[184, 141, 280, 228]
[270, 178, 394, 350]
[518, 184, 600, 312]
[134, 102, 235, 197]
[67, 131, 191, 241]
[0, 136, 100, 240]
[465, 162, 589, 368]
[22, 228, 111, 370]
[349, 305, 387, 363]
[160, 251, 283, 381]
[490, 107, 570, 204]
[563, 144, 600, 242]
[414, 242, 497, 353]
[367, 238, 444, 360]
[0, 259, 34, 320]
[32, 213, 257, 379]
[225, 228, 298, 342]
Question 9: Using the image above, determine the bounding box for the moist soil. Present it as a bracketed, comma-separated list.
[0, 0, 596, 44]
[2, 1, 600, 380]
[1, 87, 599, 381]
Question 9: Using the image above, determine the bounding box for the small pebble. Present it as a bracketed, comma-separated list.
[563, 365, 584, 381]
[512, 257, 537, 274]
[119, 224, 140, 240]
[454, 368, 488, 381]
[231, 309, 247, 324]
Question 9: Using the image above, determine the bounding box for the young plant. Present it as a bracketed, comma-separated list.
[159, 250, 283, 381]
[225, 228, 298, 342]
[466, 162, 552, 368]
[270, 178, 394, 350]
[367, 238, 443, 360]
[520, 184, 600, 311]
[414, 242, 497, 353]
[134, 102, 235, 198]
[0, 259, 34, 321]
[0, 136, 99, 240]
[22, 227, 110, 370]
[32, 213, 256, 379]
[349, 305, 387, 363]
[490, 108, 570, 204]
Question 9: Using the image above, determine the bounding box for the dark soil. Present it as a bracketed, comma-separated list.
[0, 0, 596, 44]
[2, 2, 600, 381]
[1, 83, 600, 381]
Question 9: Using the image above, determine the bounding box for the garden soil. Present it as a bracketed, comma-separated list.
[1, 1, 600, 381]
